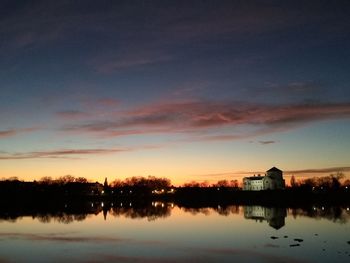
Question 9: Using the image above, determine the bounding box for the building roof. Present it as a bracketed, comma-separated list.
[244, 176, 264, 180]
[267, 167, 282, 172]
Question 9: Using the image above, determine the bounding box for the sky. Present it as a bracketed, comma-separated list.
[0, 0, 350, 185]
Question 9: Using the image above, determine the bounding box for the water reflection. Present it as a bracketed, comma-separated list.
[0, 202, 349, 228]
[244, 206, 287, 229]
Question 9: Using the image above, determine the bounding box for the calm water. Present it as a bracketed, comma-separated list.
[0, 203, 349, 262]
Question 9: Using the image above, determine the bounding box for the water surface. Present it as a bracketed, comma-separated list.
[0, 203, 349, 262]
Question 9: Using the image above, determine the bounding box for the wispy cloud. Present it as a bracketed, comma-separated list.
[62, 100, 350, 141]
[0, 127, 38, 138]
[56, 110, 89, 120]
[0, 130, 17, 138]
[285, 166, 350, 175]
[258, 140, 277, 145]
[94, 52, 172, 73]
[0, 145, 161, 160]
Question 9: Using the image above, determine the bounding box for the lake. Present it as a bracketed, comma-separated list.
[0, 203, 349, 262]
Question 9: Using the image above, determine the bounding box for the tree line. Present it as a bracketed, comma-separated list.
[1, 173, 349, 190]
[289, 172, 349, 191]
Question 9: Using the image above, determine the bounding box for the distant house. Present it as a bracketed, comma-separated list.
[243, 167, 285, 191]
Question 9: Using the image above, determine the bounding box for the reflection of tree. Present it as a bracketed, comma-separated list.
[37, 214, 52, 223]
[109, 205, 171, 221]
[1, 203, 349, 226]
[289, 206, 349, 224]
[181, 205, 241, 216]
[74, 214, 88, 221]
[182, 207, 211, 216]
[56, 214, 74, 224]
[34, 213, 88, 224]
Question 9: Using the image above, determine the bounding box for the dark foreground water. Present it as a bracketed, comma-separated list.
[0, 203, 349, 262]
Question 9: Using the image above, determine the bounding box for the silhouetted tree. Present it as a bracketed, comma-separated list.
[75, 177, 88, 183]
[112, 176, 171, 189]
[290, 175, 297, 188]
[330, 172, 344, 190]
[39, 176, 54, 185]
[110, 179, 123, 187]
[215, 180, 230, 187]
[230, 180, 239, 188]
[183, 181, 201, 187]
[57, 175, 75, 185]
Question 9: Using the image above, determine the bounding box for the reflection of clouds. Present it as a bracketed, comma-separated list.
[84, 245, 307, 263]
[0, 232, 130, 243]
[83, 254, 181, 263]
[264, 243, 280, 248]
[181, 247, 309, 263]
[0, 232, 166, 247]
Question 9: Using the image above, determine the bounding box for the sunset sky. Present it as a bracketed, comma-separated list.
[1, 1, 350, 185]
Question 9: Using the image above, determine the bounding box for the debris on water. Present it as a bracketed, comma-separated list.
[290, 244, 300, 247]
[284, 235, 288, 238]
[294, 238, 304, 242]
[322, 248, 325, 251]
[315, 234, 318, 236]
[347, 241, 350, 245]
[270, 236, 279, 240]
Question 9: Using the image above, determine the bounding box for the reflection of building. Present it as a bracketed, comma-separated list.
[243, 167, 285, 191]
[244, 206, 287, 229]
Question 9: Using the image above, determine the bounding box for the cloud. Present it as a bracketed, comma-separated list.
[0, 148, 125, 160]
[258, 140, 276, 145]
[56, 110, 89, 119]
[0, 145, 161, 160]
[62, 100, 350, 141]
[285, 166, 350, 175]
[0, 127, 38, 138]
[0, 130, 17, 138]
[94, 52, 172, 73]
[95, 98, 120, 107]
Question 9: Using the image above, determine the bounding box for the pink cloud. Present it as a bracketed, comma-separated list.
[56, 110, 89, 120]
[0, 130, 17, 138]
[0, 127, 39, 138]
[0, 144, 162, 160]
[61, 100, 350, 141]
[96, 98, 120, 107]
